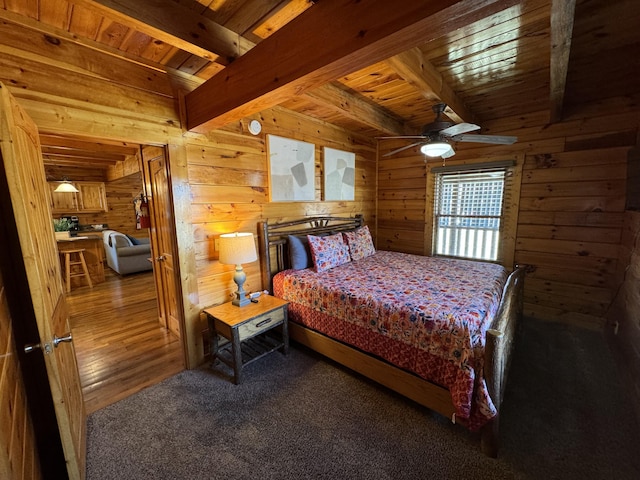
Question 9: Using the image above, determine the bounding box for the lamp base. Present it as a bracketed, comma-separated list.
[232, 294, 250, 307]
[232, 264, 250, 307]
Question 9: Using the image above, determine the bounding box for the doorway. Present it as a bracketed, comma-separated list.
[44, 138, 186, 413]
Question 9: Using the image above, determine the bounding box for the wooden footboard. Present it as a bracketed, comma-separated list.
[481, 265, 525, 457]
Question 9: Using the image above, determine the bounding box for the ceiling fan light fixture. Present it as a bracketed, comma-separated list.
[420, 142, 452, 157]
[54, 178, 79, 193]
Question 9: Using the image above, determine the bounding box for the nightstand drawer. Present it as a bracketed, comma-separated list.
[238, 307, 285, 341]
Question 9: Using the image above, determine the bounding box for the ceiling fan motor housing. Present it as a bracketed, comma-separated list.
[422, 121, 454, 137]
[421, 103, 453, 136]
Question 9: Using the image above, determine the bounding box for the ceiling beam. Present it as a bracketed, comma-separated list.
[384, 48, 475, 125]
[549, 0, 576, 123]
[185, 0, 518, 132]
[40, 148, 125, 163]
[42, 156, 118, 168]
[69, 0, 253, 65]
[68, 0, 404, 134]
[39, 134, 139, 156]
[0, 8, 202, 93]
[304, 82, 408, 136]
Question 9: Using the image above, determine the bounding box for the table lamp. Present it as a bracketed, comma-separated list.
[218, 232, 258, 307]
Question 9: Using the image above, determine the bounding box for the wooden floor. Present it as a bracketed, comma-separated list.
[67, 268, 184, 414]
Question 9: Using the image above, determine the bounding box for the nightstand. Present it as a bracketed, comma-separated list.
[203, 295, 289, 384]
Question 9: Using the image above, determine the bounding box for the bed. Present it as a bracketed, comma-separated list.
[258, 215, 524, 456]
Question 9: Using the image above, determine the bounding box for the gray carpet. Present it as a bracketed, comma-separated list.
[86, 318, 640, 479]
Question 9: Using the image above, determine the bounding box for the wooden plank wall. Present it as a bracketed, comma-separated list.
[188, 108, 377, 309]
[518, 146, 626, 329]
[508, 101, 636, 329]
[380, 99, 639, 330]
[0, 267, 41, 479]
[104, 173, 148, 238]
[377, 154, 427, 255]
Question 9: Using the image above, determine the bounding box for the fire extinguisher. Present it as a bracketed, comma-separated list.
[139, 199, 150, 228]
[134, 194, 151, 229]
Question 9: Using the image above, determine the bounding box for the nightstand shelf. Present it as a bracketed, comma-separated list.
[214, 330, 284, 369]
[203, 295, 289, 384]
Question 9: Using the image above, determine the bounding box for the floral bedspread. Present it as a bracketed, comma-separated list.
[273, 250, 508, 429]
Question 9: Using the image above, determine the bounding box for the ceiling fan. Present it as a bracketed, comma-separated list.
[380, 103, 517, 158]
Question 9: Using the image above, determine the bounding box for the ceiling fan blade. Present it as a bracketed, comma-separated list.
[382, 141, 424, 157]
[377, 135, 427, 140]
[441, 123, 480, 136]
[441, 148, 456, 159]
[453, 134, 517, 145]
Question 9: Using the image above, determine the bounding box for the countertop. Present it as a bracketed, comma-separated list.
[57, 236, 101, 242]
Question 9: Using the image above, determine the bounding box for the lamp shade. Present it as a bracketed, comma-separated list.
[54, 181, 79, 193]
[219, 232, 258, 265]
[420, 142, 452, 158]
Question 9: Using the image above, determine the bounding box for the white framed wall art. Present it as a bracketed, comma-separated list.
[267, 134, 316, 202]
[323, 147, 355, 201]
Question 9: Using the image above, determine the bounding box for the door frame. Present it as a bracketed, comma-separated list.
[140, 144, 188, 360]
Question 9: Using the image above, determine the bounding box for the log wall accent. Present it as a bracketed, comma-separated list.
[606, 210, 640, 422]
[0, 267, 41, 479]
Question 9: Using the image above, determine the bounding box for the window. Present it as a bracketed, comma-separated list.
[432, 161, 515, 262]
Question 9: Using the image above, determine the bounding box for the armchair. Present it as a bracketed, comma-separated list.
[102, 230, 153, 275]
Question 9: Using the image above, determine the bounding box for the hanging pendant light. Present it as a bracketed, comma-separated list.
[54, 178, 79, 193]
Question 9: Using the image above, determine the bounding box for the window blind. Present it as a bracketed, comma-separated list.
[433, 167, 509, 261]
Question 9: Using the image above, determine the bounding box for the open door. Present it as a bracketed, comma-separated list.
[0, 83, 86, 479]
[142, 146, 183, 338]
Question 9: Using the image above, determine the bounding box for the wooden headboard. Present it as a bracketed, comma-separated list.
[257, 215, 364, 292]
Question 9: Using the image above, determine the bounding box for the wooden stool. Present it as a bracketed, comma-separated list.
[61, 248, 93, 293]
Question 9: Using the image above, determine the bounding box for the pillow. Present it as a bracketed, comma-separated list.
[343, 225, 375, 261]
[126, 234, 141, 245]
[307, 233, 351, 273]
[288, 235, 312, 270]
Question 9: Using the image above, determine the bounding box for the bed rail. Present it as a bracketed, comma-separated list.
[257, 215, 364, 292]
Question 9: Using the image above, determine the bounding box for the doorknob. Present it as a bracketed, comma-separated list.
[53, 333, 73, 347]
[24, 332, 73, 355]
[155, 255, 165, 261]
[24, 342, 52, 354]
[24, 343, 43, 354]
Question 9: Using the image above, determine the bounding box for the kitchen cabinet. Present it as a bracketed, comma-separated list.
[77, 182, 107, 211]
[49, 183, 78, 213]
[49, 181, 108, 214]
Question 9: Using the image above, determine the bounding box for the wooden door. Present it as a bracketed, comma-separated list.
[0, 83, 86, 479]
[143, 146, 181, 338]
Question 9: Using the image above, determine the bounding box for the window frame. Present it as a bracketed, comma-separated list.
[426, 158, 522, 268]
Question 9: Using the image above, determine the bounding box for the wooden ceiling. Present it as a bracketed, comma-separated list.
[2, 0, 639, 169]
